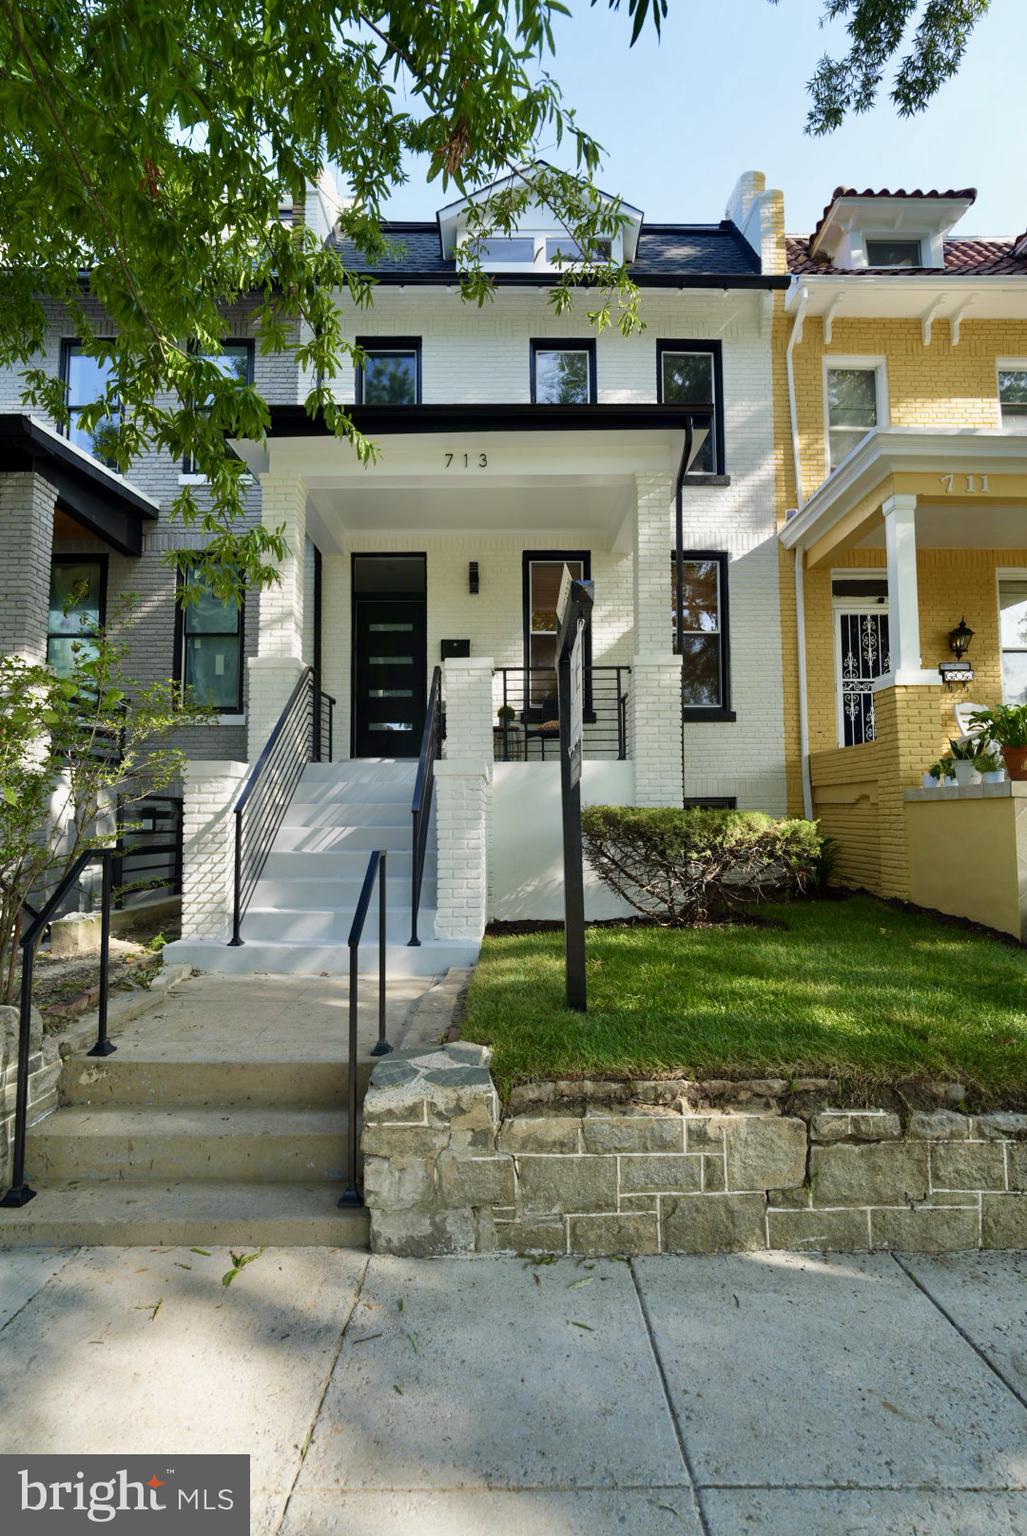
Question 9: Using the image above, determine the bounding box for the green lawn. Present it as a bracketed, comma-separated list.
[459, 895, 1027, 1104]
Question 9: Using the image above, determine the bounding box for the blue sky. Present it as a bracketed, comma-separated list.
[385, 0, 1026, 235]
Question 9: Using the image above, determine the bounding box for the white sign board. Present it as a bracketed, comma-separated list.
[568, 622, 584, 788]
[556, 563, 574, 631]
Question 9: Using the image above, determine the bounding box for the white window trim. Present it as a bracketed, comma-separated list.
[996, 566, 1027, 704]
[457, 228, 623, 273]
[831, 568, 890, 748]
[996, 359, 1027, 433]
[860, 233, 929, 268]
[823, 356, 889, 475]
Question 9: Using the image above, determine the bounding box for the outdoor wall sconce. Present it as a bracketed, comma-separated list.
[468, 561, 480, 595]
[939, 615, 975, 688]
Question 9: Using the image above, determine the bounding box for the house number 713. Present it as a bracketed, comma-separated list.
[445, 452, 488, 468]
[939, 473, 989, 494]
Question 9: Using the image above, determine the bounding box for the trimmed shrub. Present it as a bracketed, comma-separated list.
[581, 806, 823, 925]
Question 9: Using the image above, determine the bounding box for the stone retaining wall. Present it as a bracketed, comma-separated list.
[362, 1044, 1027, 1256]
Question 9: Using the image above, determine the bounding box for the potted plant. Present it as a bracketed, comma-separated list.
[974, 745, 1006, 784]
[938, 753, 957, 787]
[497, 704, 516, 727]
[922, 760, 943, 789]
[948, 736, 981, 787]
[969, 705, 1027, 781]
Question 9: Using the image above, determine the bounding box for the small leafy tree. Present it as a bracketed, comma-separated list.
[0, 621, 209, 1003]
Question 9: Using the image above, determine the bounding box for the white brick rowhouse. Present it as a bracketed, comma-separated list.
[1, 166, 792, 972]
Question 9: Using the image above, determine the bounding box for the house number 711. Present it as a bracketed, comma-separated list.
[939, 473, 989, 494]
[445, 452, 488, 468]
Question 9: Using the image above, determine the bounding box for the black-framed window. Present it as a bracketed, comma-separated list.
[183, 341, 254, 473]
[657, 340, 724, 475]
[47, 556, 107, 677]
[865, 237, 922, 268]
[355, 337, 422, 405]
[60, 340, 120, 466]
[522, 550, 591, 708]
[530, 339, 597, 406]
[174, 572, 244, 713]
[672, 551, 732, 719]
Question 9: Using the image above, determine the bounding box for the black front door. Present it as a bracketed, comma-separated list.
[353, 596, 427, 757]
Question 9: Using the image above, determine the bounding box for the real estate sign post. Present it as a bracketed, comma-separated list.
[556, 567, 594, 1013]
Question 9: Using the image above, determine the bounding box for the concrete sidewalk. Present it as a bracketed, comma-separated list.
[0, 1247, 1025, 1534]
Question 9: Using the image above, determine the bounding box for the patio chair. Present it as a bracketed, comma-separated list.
[952, 699, 987, 743]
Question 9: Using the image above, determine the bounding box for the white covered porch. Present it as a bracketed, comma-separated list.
[171, 407, 700, 971]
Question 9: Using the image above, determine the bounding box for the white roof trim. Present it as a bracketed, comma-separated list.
[779, 427, 1027, 551]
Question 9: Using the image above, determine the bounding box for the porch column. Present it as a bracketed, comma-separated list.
[178, 759, 248, 942]
[435, 658, 493, 940]
[631, 473, 684, 806]
[247, 473, 307, 759]
[0, 472, 57, 663]
[882, 493, 927, 682]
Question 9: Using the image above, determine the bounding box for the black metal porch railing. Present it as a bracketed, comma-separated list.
[1, 846, 118, 1209]
[315, 687, 335, 764]
[230, 666, 335, 947]
[493, 665, 630, 762]
[112, 794, 183, 909]
[340, 849, 392, 1210]
[409, 665, 442, 947]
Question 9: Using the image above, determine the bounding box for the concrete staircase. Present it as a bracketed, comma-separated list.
[0, 1047, 370, 1247]
[168, 759, 481, 977]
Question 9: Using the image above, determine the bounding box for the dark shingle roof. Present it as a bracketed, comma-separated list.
[331, 221, 769, 283]
[787, 234, 1027, 277]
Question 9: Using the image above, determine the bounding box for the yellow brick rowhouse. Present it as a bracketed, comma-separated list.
[773, 186, 1027, 939]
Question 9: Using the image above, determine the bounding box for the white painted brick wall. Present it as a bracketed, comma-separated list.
[180, 760, 247, 941]
[631, 656, 685, 806]
[442, 658, 495, 761]
[435, 761, 489, 939]
[319, 285, 786, 813]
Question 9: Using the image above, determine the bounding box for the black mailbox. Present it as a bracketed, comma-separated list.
[441, 638, 470, 660]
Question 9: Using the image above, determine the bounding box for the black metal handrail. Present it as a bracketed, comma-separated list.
[494, 665, 631, 761]
[2, 845, 118, 1209]
[409, 665, 442, 947]
[340, 849, 392, 1209]
[230, 667, 333, 947]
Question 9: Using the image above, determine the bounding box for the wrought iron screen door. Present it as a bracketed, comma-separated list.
[835, 605, 890, 746]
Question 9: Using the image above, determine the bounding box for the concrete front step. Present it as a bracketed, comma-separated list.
[164, 936, 480, 976]
[269, 822, 412, 853]
[0, 1181, 368, 1248]
[28, 1106, 351, 1184]
[302, 758, 416, 782]
[61, 1055, 377, 1109]
[251, 875, 436, 909]
[241, 907, 435, 944]
[262, 849, 423, 880]
[282, 800, 414, 829]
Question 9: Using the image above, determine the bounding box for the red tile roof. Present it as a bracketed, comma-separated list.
[809, 186, 977, 254]
[787, 234, 1027, 276]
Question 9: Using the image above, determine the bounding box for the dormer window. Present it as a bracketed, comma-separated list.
[545, 236, 613, 264]
[865, 237, 922, 268]
[481, 237, 536, 263]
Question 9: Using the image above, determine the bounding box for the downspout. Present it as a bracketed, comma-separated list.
[785, 284, 813, 818]
[794, 544, 813, 818]
[675, 419, 694, 809]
